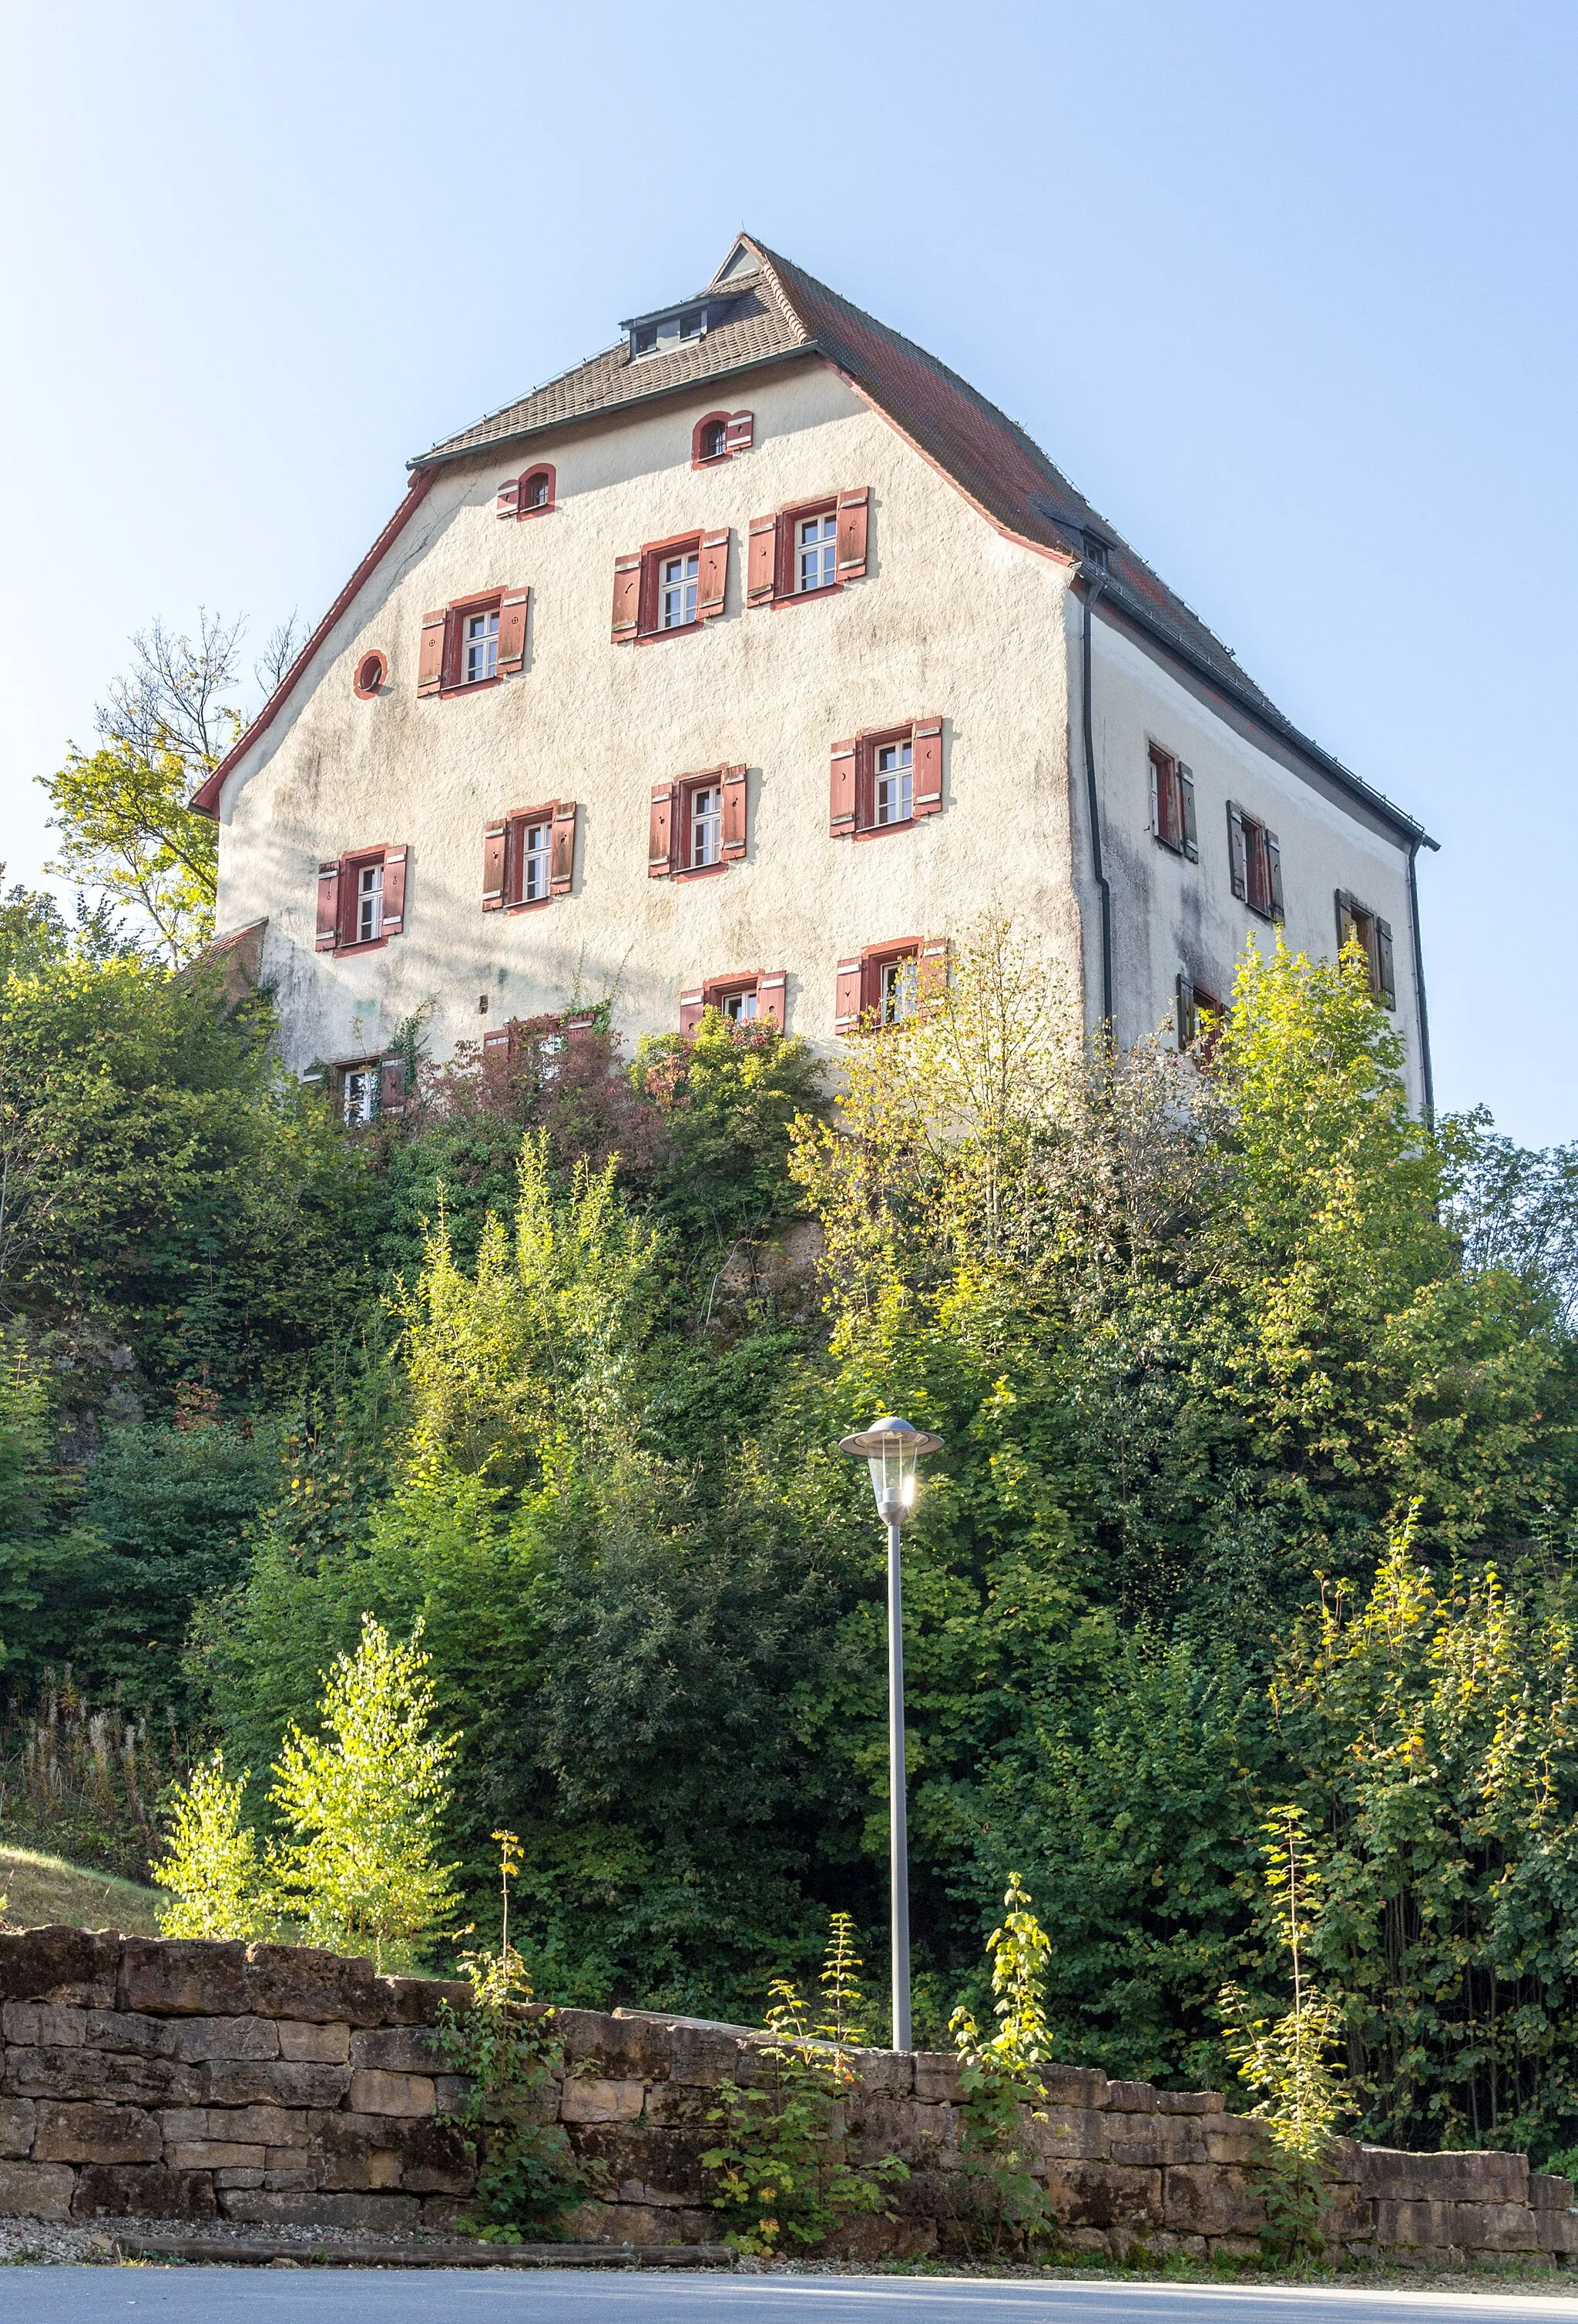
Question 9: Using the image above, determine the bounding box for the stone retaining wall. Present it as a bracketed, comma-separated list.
[0, 1928, 1573, 2266]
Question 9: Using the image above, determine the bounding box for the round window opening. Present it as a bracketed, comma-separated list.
[354, 651, 388, 699]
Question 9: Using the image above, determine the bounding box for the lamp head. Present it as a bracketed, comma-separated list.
[838, 1415, 943, 1528]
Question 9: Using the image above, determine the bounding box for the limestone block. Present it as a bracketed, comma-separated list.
[1200, 2115, 1268, 2165]
[263, 2163, 318, 2191]
[72, 2164, 217, 2220]
[0, 1928, 119, 2007]
[1039, 2065, 1109, 2108]
[1106, 2114, 1207, 2168]
[278, 2020, 351, 2064]
[1028, 2106, 1109, 2164]
[847, 2097, 951, 2160]
[200, 2059, 351, 2108]
[371, 1974, 469, 2029]
[198, 2104, 307, 2148]
[1359, 2145, 1526, 2203]
[349, 2027, 445, 2074]
[2, 2046, 201, 2109]
[2, 2002, 85, 2048]
[1044, 2163, 1162, 2230]
[561, 2198, 712, 2245]
[847, 2050, 913, 2098]
[347, 2069, 435, 2118]
[168, 2015, 280, 2064]
[156, 2109, 208, 2145]
[0, 2098, 35, 2158]
[0, 2160, 75, 2218]
[1105, 2080, 1158, 2113]
[308, 2111, 471, 2198]
[213, 2168, 265, 2190]
[912, 2054, 961, 2103]
[1452, 2201, 1540, 2252]
[433, 2074, 472, 2114]
[1375, 2198, 1459, 2248]
[1532, 2171, 1576, 2212]
[560, 2076, 646, 2124]
[164, 2140, 266, 2171]
[120, 1937, 404, 2028]
[560, 2010, 666, 2076]
[386, 2121, 472, 2197]
[33, 2100, 160, 2164]
[219, 2188, 422, 2229]
[1156, 2091, 1224, 2115]
[641, 2081, 718, 2131]
[572, 2124, 703, 2207]
[1163, 2163, 1265, 2236]
[1536, 2208, 1578, 2253]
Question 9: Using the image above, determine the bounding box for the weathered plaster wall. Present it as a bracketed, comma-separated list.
[214, 362, 1079, 1074]
[1072, 597, 1427, 1108]
[1, 1930, 1570, 2270]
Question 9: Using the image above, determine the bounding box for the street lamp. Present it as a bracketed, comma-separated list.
[838, 1414, 942, 2051]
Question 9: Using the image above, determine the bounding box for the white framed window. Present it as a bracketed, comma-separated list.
[690, 783, 723, 867]
[464, 608, 499, 684]
[880, 954, 919, 1025]
[356, 861, 384, 944]
[343, 1067, 377, 1125]
[523, 470, 551, 510]
[720, 987, 759, 1023]
[521, 820, 552, 902]
[660, 552, 700, 629]
[797, 512, 837, 593]
[874, 740, 912, 827]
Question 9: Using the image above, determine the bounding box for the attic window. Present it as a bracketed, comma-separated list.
[1083, 532, 1110, 572]
[630, 305, 711, 360]
[633, 323, 659, 356]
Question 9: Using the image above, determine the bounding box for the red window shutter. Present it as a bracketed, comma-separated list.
[315, 862, 341, 951]
[495, 479, 519, 519]
[1265, 830, 1284, 920]
[550, 800, 576, 894]
[381, 847, 408, 936]
[830, 740, 858, 838]
[649, 785, 676, 877]
[613, 554, 642, 643]
[1228, 804, 1248, 901]
[834, 957, 865, 1032]
[679, 987, 705, 1036]
[836, 488, 869, 582]
[918, 937, 950, 1002]
[757, 971, 787, 1030]
[482, 1025, 512, 1059]
[417, 611, 447, 696]
[482, 820, 507, 912]
[498, 587, 529, 674]
[1375, 917, 1396, 1009]
[379, 1056, 406, 1115]
[747, 515, 777, 608]
[726, 411, 754, 454]
[722, 766, 748, 859]
[697, 528, 730, 619]
[913, 717, 944, 817]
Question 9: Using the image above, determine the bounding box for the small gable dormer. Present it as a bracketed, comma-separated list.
[622, 242, 762, 361]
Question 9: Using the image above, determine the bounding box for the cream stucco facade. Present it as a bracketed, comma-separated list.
[206, 241, 1432, 1110]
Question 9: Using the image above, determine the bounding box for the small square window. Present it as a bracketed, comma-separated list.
[660, 551, 700, 629]
[523, 470, 551, 511]
[520, 820, 552, 903]
[463, 608, 499, 685]
[797, 512, 837, 594]
[356, 861, 384, 945]
[720, 987, 759, 1023]
[342, 1066, 378, 1125]
[875, 741, 912, 827]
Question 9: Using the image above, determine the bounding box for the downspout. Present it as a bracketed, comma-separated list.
[1407, 837, 1436, 1128]
[1080, 572, 1114, 1028]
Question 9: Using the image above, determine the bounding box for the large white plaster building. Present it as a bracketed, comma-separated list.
[197, 235, 1435, 1113]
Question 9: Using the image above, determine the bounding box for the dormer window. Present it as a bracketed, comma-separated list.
[699, 418, 727, 462]
[628, 300, 717, 359]
[680, 309, 704, 340]
[634, 322, 659, 356]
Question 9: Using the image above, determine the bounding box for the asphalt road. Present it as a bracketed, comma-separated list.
[5, 2274, 1578, 2324]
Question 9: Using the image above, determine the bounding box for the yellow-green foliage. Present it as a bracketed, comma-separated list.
[152, 1752, 264, 1940]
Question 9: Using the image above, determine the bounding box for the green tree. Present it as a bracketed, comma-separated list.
[267, 1614, 462, 1970]
[153, 1751, 265, 1939]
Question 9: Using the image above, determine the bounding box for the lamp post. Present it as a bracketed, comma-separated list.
[838, 1414, 942, 2052]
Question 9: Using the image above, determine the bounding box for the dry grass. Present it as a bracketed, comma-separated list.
[0, 1842, 163, 1937]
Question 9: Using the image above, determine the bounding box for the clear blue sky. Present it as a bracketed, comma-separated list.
[3, 2, 1573, 1143]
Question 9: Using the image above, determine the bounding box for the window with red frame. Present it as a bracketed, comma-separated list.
[417, 590, 529, 695]
[495, 465, 556, 518]
[1150, 744, 1198, 860]
[649, 766, 747, 877]
[677, 969, 787, 1034]
[692, 411, 753, 466]
[612, 531, 730, 642]
[747, 488, 868, 608]
[482, 802, 576, 911]
[1175, 972, 1224, 1053]
[1335, 890, 1396, 1008]
[315, 846, 409, 954]
[1227, 803, 1284, 921]
[829, 720, 943, 838]
[834, 937, 948, 1032]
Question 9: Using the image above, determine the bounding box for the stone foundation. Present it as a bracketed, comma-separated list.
[0, 1929, 1573, 2266]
